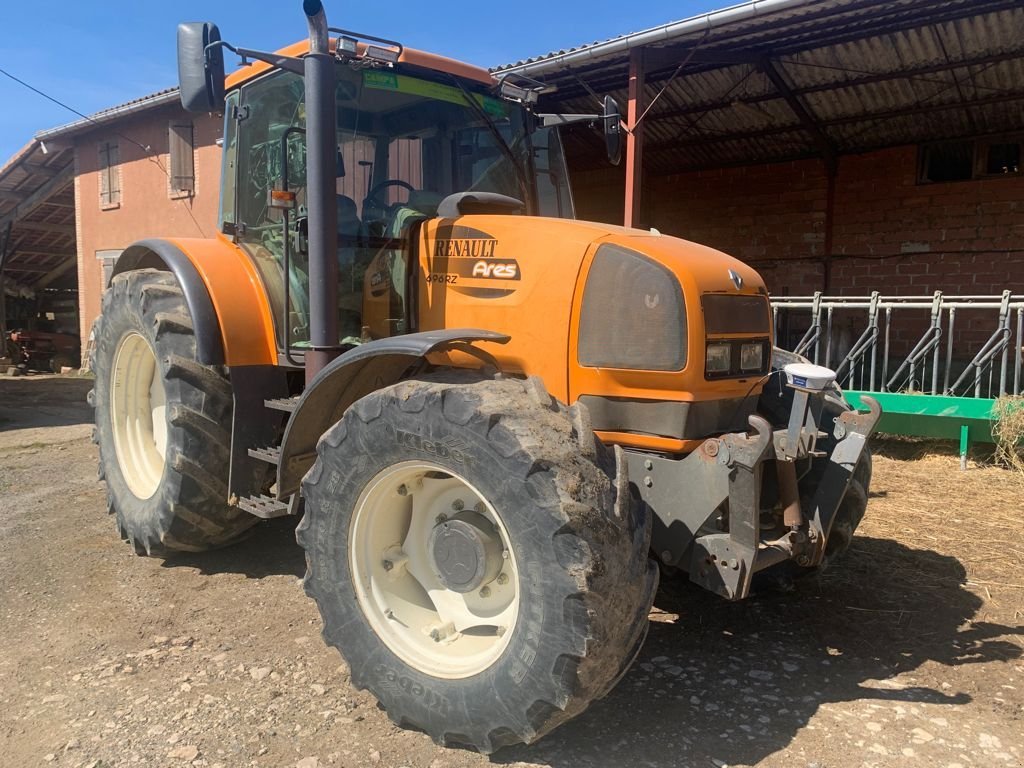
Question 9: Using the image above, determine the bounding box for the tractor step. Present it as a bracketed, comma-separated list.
[264, 397, 300, 413]
[237, 494, 293, 519]
[248, 446, 281, 465]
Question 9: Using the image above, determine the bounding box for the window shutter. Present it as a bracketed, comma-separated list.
[108, 143, 120, 202]
[169, 122, 195, 194]
[98, 141, 120, 206]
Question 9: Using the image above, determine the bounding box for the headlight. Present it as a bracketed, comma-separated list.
[740, 342, 764, 371]
[706, 343, 732, 373]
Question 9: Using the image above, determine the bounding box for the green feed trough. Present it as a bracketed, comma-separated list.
[844, 391, 1001, 470]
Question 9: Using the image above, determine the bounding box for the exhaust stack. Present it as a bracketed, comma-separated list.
[302, 0, 339, 381]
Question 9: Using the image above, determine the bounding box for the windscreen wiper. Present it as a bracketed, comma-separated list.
[446, 74, 532, 211]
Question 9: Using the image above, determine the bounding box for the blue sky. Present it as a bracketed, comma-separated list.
[0, 0, 724, 161]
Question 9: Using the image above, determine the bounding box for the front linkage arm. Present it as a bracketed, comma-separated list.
[626, 369, 882, 601]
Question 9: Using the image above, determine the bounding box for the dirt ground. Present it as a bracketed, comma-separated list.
[1, 374, 1022, 768]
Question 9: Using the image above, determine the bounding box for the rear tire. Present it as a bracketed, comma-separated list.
[90, 268, 255, 554]
[299, 374, 657, 753]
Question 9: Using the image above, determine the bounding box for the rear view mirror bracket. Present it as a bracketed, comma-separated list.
[178, 22, 305, 114]
[536, 94, 623, 167]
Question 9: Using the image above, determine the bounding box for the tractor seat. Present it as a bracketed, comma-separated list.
[337, 194, 361, 242]
[388, 190, 444, 238]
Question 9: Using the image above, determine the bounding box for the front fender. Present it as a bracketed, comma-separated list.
[112, 236, 279, 367]
[277, 329, 510, 497]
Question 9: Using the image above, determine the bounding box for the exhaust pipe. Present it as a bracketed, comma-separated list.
[303, 0, 330, 54]
[302, 0, 339, 381]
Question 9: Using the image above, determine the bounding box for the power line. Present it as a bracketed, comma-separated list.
[0, 65, 207, 238]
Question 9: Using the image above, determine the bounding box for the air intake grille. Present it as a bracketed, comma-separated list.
[578, 244, 687, 371]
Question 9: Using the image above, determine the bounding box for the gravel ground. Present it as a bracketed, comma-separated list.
[1, 374, 1022, 768]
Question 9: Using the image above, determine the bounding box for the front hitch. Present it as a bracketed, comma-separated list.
[626, 365, 882, 601]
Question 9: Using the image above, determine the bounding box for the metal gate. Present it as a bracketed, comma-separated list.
[772, 291, 1023, 399]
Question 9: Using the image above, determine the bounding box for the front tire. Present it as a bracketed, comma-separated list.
[299, 374, 657, 752]
[91, 268, 254, 554]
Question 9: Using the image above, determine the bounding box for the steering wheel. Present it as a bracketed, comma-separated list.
[365, 179, 417, 211]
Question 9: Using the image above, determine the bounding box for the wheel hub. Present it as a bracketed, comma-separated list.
[428, 512, 502, 593]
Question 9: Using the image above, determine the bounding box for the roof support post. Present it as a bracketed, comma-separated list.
[624, 47, 646, 229]
[0, 222, 11, 350]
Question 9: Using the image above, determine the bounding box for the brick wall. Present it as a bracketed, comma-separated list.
[572, 144, 1024, 299]
[571, 144, 1024, 375]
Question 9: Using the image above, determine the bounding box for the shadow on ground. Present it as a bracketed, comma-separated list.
[160, 516, 307, 580]
[497, 536, 1023, 767]
[0, 376, 93, 431]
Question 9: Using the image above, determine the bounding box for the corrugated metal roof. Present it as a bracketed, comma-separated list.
[35, 87, 179, 142]
[529, 0, 1024, 174]
[0, 139, 77, 291]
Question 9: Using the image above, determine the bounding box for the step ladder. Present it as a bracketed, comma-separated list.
[237, 397, 301, 519]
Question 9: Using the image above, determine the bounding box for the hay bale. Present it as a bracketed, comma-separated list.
[993, 396, 1024, 475]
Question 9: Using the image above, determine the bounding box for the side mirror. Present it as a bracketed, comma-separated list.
[603, 95, 622, 166]
[177, 22, 226, 113]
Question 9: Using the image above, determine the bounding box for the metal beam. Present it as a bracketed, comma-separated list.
[760, 56, 837, 171]
[624, 47, 645, 229]
[646, 88, 1024, 152]
[0, 165, 73, 232]
[649, 47, 1024, 123]
[12, 220, 76, 237]
[34, 258, 78, 289]
[19, 163, 62, 179]
[9, 250, 76, 259]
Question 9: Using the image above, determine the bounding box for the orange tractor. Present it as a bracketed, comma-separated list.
[90, 0, 879, 752]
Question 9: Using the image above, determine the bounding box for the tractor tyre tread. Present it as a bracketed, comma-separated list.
[91, 268, 254, 555]
[298, 374, 658, 753]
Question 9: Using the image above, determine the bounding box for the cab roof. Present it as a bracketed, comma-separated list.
[225, 39, 496, 90]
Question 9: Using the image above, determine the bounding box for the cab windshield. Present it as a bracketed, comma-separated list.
[221, 64, 573, 351]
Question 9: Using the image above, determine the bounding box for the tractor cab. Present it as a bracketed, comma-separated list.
[218, 43, 575, 356]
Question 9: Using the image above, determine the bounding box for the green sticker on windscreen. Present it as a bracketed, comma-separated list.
[363, 71, 505, 117]
[363, 71, 399, 90]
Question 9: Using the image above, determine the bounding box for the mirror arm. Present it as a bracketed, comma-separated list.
[206, 40, 305, 76]
[538, 113, 599, 128]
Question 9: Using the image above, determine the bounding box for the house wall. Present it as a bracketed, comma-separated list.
[74, 105, 222, 344]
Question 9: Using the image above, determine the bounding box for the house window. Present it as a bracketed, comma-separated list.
[96, 249, 123, 288]
[98, 141, 121, 207]
[169, 121, 195, 195]
[918, 135, 1023, 183]
[978, 139, 1021, 177]
[918, 140, 973, 183]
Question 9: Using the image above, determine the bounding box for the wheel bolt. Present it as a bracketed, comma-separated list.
[501, 550, 509, 559]
[435, 513, 447, 524]
[382, 560, 393, 571]
[479, 586, 491, 598]
[475, 501, 486, 514]
[451, 499, 465, 511]
[497, 573, 508, 585]
[397, 485, 408, 496]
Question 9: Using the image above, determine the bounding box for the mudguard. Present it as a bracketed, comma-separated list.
[276, 329, 510, 497]
[112, 239, 224, 365]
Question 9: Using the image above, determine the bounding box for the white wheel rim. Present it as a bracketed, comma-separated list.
[110, 331, 167, 500]
[349, 462, 520, 679]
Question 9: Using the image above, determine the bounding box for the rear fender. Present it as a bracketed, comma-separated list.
[276, 329, 510, 498]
